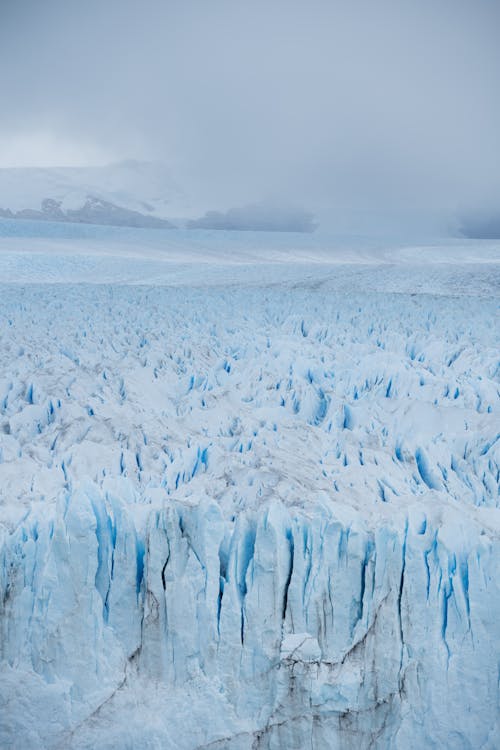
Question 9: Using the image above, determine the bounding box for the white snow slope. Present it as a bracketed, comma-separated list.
[0, 223, 499, 749]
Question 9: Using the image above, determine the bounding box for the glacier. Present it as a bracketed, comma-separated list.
[0, 226, 499, 748]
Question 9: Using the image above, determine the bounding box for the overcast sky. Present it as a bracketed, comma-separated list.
[1, 0, 499, 228]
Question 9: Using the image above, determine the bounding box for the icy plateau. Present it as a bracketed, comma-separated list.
[0, 226, 499, 749]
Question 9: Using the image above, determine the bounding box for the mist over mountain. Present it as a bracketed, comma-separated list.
[0, 162, 320, 232]
[459, 212, 500, 240]
[187, 202, 317, 233]
[0, 160, 188, 218]
[1, 1, 499, 233]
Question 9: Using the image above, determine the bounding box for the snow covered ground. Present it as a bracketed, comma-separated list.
[0, 221, 499, 748]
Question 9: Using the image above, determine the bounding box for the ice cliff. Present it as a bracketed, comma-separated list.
[3, 486, 499, 749]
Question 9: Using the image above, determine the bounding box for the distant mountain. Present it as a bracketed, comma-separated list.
[187, 201, 317, 232]
[460, 214, 500, 239]
[0, 161, 191, 226]
[0, 196, 175, 229]
[0, 162, 319, 233]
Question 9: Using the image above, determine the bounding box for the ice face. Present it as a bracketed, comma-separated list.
[0, 232, 499, 748]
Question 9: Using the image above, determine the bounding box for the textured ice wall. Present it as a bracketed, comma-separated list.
[0, 276, 499, 748]
[2, 488, 499, 749]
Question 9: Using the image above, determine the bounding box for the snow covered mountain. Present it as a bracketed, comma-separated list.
[0, 225, 499, 748]
[0, 161, 190, 225]
[0, 162, 319, 232]
[0, 196, 176, 229]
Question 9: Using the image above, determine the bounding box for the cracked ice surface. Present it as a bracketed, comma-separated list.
[0, 229, 499, 749]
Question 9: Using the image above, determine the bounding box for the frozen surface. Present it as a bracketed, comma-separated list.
[0, 224, 499, 748]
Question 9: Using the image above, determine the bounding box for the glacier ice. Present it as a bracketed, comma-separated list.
[0, 238, 499, 748]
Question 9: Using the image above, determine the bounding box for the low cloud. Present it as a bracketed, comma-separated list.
[1, 1, 499, 233]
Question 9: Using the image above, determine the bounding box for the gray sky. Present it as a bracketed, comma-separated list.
[1, 0, 499, 229]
